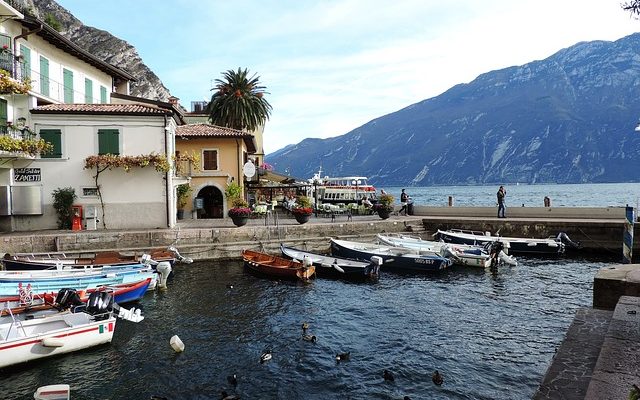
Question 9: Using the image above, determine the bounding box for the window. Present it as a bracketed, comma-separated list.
[19, 44, 30, 79]
[85, 78, 93, 103]
[63, 68, 73, 103]
[40, 56, 49, 96]
[39, 129, 62, 159]
[98, 129, 119, 155]
[100, 85, 107, 103]
[0, 99, 6, 134]
[202, 149, 218, 170]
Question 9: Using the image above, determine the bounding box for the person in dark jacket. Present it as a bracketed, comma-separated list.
[497, 185, 506, 218]
[398, 189, 409, 215]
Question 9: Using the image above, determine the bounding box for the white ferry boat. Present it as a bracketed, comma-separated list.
[308, 168, 377, 205]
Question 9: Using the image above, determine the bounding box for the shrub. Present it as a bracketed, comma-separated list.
[176, 184, 192, 209]
[52, 187, 76, 229]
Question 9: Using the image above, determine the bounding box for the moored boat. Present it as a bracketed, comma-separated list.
[308, 167, 377, 206]
[280, 244, 381, 280]
[0, 264, 162, 296]
[330, 238, 451, 272]
[376, 233, 517, 267]
[1, 246, 192, 271]
[434, 229, 574, 256]
[242, 250, 316, 281]
[0, 290, 144, 369]
[0, 277, 153, 318]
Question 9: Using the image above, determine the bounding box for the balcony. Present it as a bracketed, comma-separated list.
[0, 49, 26, 83]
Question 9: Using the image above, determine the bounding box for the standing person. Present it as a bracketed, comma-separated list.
[497, 185, 506, 218]
[398, 189, 409, 215]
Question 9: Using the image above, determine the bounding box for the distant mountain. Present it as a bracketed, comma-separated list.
[266, 34, 640, 185]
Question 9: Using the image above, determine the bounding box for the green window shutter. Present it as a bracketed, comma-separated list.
[39, 129, 62, 159]
[19, 44, 30, 79]
[100, 85, 107, 103]
[63, 68, 73, 103]
[85, 78, 93, 103]
[98, 129, 119, 155]
[39, 56, 49, 96]
[0, 99, 7, 133]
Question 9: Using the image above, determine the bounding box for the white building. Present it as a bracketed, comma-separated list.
[0, 4, 185, 232]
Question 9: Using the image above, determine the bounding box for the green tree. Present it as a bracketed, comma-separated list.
[206, 68, 272, 131]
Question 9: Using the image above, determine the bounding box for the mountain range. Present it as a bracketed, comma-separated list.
[266, 34, 640, 185]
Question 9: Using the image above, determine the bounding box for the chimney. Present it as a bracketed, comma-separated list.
[168, 96, 179, 106]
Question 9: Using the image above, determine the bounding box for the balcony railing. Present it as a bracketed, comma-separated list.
[0, 125, 35, 140]
[0, 48, 26, 82]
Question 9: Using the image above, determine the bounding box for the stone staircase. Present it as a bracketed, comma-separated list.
[534, 296, 640, 399]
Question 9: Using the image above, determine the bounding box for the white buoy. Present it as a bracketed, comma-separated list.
[170, 335, 185, 352]
[34, 384, 70, 400]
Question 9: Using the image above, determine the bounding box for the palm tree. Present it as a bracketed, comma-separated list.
[206, 68, 272, 131]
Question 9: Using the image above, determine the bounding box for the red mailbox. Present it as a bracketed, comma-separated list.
[71, 205, 83, 231]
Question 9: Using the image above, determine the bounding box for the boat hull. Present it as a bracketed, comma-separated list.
[330, 239, 450, 272]
[242, 250, 315, 281]
[0, 313, 115, 369]
[2, 249, 176, 271]
[280, 244, 379, 280]
[376, 234, 492, 268]
[0, 268, 157, 296]
[435, 230, 563, 256]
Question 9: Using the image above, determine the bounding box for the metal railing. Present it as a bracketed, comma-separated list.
[0, 49, 26, 81]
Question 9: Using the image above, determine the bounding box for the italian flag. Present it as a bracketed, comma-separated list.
[99, 322, 114, 334]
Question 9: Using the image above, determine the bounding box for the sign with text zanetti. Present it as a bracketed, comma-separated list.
[14, 168, 41, 182]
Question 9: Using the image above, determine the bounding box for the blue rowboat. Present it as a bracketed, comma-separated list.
[0, 265, 157, 296]
[329, 238, 451, 273]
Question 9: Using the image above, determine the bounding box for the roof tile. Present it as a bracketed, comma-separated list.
[33, 103, 169, 115]
[176, 123, 251, 138]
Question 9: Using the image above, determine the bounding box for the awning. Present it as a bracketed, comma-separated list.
[250, 169, 305, 185]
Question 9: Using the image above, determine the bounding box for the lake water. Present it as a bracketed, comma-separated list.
[0, 255, 614, 400]
[383, 182, 640, 208]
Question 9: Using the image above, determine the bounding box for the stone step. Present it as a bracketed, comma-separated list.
[584, 296, 640, 400]
[534, 307, 613, 400]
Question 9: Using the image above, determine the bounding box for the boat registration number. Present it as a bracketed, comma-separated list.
[414, 259, 434, 264]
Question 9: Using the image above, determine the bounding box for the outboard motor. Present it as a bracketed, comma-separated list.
[486, 241, 504, 269]
[156, 261, 172, 289]
[54, 288, 83, 311]
[168, 246, 193, 264]
[86, 291, 113, 320]
[556, 232, 581, 249]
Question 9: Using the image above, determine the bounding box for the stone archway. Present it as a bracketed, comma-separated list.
[196, 186, 224, 219]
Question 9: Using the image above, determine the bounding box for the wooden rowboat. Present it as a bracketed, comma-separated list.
[242, 250, 315, 281]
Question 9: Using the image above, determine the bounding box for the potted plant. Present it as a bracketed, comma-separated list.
[176, 183, 192, 220]
[228, 198, 251, 227]
[374, 193, 395, 219]
[292, 195, 313, 224]
[226, 182, 251, 226]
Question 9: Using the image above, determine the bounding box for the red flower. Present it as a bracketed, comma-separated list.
[292, 207, 312, 216]
[228, 207, 252, 217]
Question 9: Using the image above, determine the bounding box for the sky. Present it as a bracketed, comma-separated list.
[56, 0, 639, 154]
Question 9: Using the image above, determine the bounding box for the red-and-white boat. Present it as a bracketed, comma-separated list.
[0, 291, 144, 369]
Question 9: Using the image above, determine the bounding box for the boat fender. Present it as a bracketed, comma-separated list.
[34, 384, 70, 400]
[332, 261, 345, 274]
[170, 335, 185, 352]
[156, 262, 172, 289]
[41, 337, 64, 347]
[302, 256, 313, 269]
